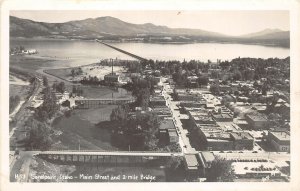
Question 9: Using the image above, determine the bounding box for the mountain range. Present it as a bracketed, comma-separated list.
[10, 16, 290, 47]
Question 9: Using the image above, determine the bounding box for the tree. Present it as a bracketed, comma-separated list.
[25, 118, 53, 150]
[71, 69, 75, 77]
[206, 156, 235, 182]
[210, 84, 220, 95]
[43, 76, 48, 87]
[57, 82, 66, 93]
[111, 111, 161, 151]
[35, 87, 58, 121]
[110, 104, 130, 122]
[198, 76, 209, 87]
[232, 71, 242, 81]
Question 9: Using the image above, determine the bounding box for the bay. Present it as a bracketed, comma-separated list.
[10, 38, 289, 69]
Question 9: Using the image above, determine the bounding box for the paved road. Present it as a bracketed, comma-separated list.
[161, 81, 195, 154]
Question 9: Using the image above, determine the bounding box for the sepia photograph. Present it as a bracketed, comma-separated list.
[1, 0, 300, 190]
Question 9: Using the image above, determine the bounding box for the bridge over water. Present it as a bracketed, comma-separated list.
[75, 98, 135, 108]
[96, 40, 148, 62]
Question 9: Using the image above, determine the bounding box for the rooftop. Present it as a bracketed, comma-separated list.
[168, 131, 178, 137]
[230, 132, 253, 140]
[269, 131, 290, 141]
[213, 113, 233, 119]
[159, 119, 175, 130]
[184, 154, 199, 168]
[204, 132, 231, 140]
[246, 113, 268, 122]
[201, 152, 215, 163]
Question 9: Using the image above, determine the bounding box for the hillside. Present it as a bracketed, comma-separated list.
[10, 16, 290, 47]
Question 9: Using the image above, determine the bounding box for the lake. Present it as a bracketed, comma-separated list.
[10, 38, 289, 69]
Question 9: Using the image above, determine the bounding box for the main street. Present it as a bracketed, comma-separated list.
[161, 79, 194, 154]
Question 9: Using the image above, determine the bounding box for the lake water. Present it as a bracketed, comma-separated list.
[10, 38, 289, 68]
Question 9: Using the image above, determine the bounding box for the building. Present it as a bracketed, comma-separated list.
[150, 96, 166, 106]
[233, 118, 249, 129]
[168, 129, 179, 143]
[245, 113, 269, 129]
[158, 119, 178, 144]
[180, 101, 206, 108]
[212, 113, 233, 122]
[267, 131, 290, 152]
[198, 152, 215, 176]
[184, 154, 200, 177]
[151, 106, 172, 118]
[219, 85, 232, 92]
[177, 92, 203, 101]
[104, 72, 120, 83]
[230, 132, 254, 150]
[104, 58, 120, 83]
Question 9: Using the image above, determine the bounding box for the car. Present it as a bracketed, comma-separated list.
[252, 151, 258, 153]
[238, 151, 243, 153]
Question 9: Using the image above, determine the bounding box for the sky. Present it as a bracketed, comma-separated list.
[10, 10, 289, 36]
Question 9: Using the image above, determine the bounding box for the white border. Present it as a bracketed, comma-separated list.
[1, 0, 300, 191]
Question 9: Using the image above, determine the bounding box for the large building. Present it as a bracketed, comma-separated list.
[149, 96, 166, 106]
[230, 132, 254, 150]
[267, 131, 290, 152]
[104, 72, 120, 83]
[212, 113, 233, 122]
[158, 119, 178, 144]
[245, 113, 269, 129]
[104, 59, 120, 83]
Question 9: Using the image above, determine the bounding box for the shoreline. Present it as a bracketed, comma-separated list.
[11, 37, 290, 49]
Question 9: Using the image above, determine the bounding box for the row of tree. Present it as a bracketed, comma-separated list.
[110, 104, 161, 151]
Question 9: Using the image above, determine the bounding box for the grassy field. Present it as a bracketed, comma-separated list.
[9, 84, 30, 101]
[44, 64, 125, 82]
[44, 68, 73, 81]
[10, 55, 54, 73]
[65, 85, 132, 99]
[52, 106, 119, 151]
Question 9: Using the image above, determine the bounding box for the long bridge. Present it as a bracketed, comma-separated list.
[75, 98, 135, 108]
[33, 150, 183, 165]
[96, 40, 148, 62]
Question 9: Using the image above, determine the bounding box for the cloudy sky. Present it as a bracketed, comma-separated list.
[10, 10, 289, 36]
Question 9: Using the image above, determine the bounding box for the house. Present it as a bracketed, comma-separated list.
[267, 131, 290, 152]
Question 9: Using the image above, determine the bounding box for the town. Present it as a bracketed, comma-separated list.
[9, 39, 290, 182]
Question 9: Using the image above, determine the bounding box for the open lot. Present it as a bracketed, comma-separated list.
[44, 64, 125, 82]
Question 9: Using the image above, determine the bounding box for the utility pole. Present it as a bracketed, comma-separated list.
[79, 139, 81, 151]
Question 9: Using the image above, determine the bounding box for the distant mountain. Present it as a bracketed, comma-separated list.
[10, 16, 289, 47]
[241, 28, 285, 38]
[10, 16, 225, 38]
